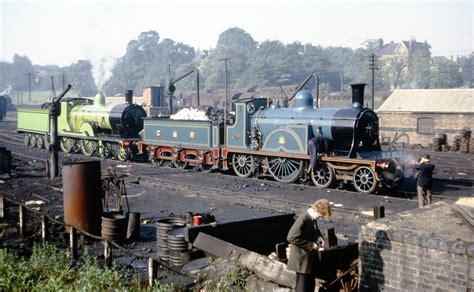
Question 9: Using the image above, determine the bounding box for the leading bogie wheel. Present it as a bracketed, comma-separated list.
[353, 166, 377, 193]
[23, 134, 31, 146]
[116, 145, 129, 162]
[232, 153, 255, 178]
[80, 139, 97, 157]
[311, 162, 334, 189]
[266, 156, 304, 183]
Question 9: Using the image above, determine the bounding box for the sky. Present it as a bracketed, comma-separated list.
[0, 0, 472, 67]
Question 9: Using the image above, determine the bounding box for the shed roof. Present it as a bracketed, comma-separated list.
[377, 89, 474, 113]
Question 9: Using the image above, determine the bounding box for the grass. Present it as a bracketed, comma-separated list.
[0, 243, 174, 290]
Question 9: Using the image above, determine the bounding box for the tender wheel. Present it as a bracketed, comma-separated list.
[30, 135, 37, 147]
[36, 135, 45, 149]
[80, 139, 97, 157]
[60, 138, 75, 153]
[353, 166, 377, 193]
[232, 153, 255, 178]
[116, 145, 129, 162]
[266, 156, 303, 183]
[99, 142, 112, 158]
[152, 158, 165, 166]
[311, 162, 334, 189]
[172, 160, 189, 169]
[23, 134, 31, 146]
[199, 163, 214, 173]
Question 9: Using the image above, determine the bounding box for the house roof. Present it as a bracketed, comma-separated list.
[377, 43, 400, 55]
[377, 89, 474, 113]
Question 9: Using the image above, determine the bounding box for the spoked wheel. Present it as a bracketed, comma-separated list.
[99, 142, 112, 158]
[232, 153, 255, 178]
[30, 135, 37, 147]
[80, 139, 97, 157]
[23, 134, 31, 146]
[60, 138, 75, 153]
[36, 135, 45, 149]
[266, 156, 304, 183]
[172, 160, 189, 169]
[353, 166, 377, 193]
[199, 162, 214, 173]
[116, 145, 129, 162]
[311, 162, 334, 189]
[152, 158, 165, 166]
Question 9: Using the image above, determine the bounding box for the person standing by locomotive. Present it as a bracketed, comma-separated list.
[287, 199, 332, 292]
[415, 154, 435, 207]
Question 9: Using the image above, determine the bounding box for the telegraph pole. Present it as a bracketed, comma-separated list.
[27, 73, 33, 103]
[369, 53, 379, 109]
[222, 58, 229, 123]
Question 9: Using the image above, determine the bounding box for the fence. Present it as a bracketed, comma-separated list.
[0, 194, 187, 287]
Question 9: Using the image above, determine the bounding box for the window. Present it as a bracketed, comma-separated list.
[417, 117, 435, 134]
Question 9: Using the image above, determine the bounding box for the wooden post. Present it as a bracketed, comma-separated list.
[41, 214, 49, 242]
[69, 227, 78, 260]
[0, 195, 4, 219]
[148, 257, 157, 287]
[19, 204, 24, 237]
[374, 206, 385, 219]
[104, 240, 112, 267]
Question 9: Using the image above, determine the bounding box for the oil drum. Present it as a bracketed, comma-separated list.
[156, 217, 185, 262]
[62, 160, 102, 235]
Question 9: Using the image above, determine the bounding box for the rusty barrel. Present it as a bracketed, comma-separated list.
[102, 211, 127, 240]
[167, 227, 189, 267]
[156, 217, 185, 262]
[62, 160, 102, 235]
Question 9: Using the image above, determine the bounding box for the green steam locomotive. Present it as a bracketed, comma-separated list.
[17, 93, 146, 160]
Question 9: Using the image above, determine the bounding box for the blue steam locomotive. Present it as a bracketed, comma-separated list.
[141, 83, 403, 194]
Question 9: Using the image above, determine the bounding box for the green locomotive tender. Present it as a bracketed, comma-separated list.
[17, 93, 146, 160]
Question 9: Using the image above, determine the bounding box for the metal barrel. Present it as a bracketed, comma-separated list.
[126, 212, 141, 240]
[156, 217, 185, 262]
[62, 160, 102, 235]
[101, 211, 127, 240]
[167, 227, 189, 267]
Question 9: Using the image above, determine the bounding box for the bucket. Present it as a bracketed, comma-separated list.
[126, 212, 141, 240]
[62, 160, 102, 235]
[156, 217, 185, 262]
[167, 227, 189, 266]
[101, 212, 127, 240]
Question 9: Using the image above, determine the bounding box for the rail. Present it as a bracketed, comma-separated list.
[0, 195, 189, 288]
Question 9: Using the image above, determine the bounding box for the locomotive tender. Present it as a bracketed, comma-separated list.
[142, 84, 403, 193]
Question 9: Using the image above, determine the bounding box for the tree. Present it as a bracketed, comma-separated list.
[429, 58, 463, 88]
[64, 60, 97, 96]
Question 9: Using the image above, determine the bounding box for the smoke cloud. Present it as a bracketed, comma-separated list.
[91, 56, 116, 91]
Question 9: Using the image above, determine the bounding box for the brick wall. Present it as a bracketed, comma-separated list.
[359, 202, 473, 291]
[378, 112, 474, 146]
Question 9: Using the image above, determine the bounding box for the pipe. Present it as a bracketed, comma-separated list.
[287, 72, 320, 108]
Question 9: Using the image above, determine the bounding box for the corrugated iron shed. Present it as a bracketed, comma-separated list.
[377, 89, 474, 113]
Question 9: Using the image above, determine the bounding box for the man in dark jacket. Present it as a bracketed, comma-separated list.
[287, 199, 332, 292]
[415, 154, 435, 207]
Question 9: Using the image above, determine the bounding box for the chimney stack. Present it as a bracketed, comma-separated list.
[125, 90, 133, 104]
[351, 84, 366, 108]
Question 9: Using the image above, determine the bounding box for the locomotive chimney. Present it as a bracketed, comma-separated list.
[125, 90, 133, 104]
[351, 83, 366, 108]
